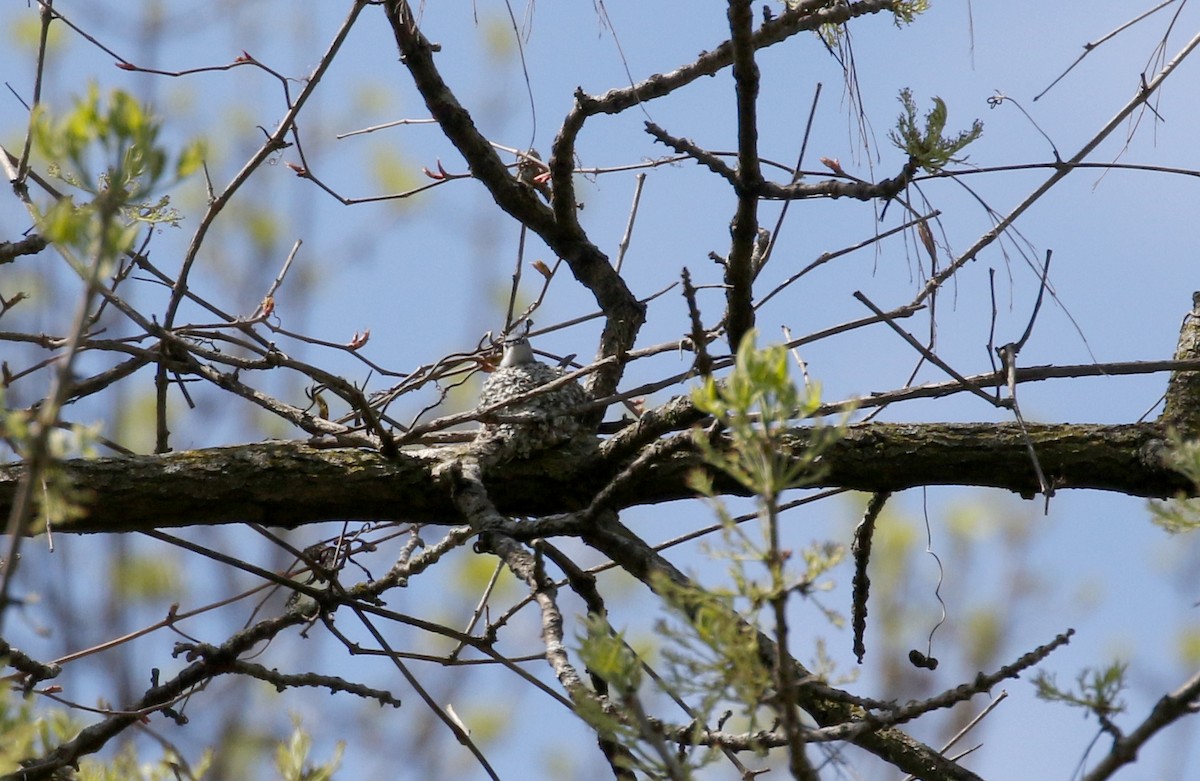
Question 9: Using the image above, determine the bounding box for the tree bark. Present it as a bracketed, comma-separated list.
[1, 421, 1187, 535]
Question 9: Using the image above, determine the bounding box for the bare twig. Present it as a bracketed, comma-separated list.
[915, 28, 1200, 307]
[613, 172, 646, 274]
[156, 0, 371, 452]
[383, 0, 645, 411]
[1034, 0, 1180, 101]
[854, 290, 999, 408]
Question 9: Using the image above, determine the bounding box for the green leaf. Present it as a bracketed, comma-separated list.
[1033, 661, 1128, 718]
[888, 88, 983, 173]
[177, 138, 208, 179]
[275, 716, 344, 781]
[891, 0, 930, 24]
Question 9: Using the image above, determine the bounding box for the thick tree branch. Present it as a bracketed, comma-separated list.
[0, 234, 48, 264]
[1162, 291, 1200, 434]
[725, 0, 762, 351]
[1, 421, 1188, 535]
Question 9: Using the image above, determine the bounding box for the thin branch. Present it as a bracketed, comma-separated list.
[1, 196, 123, 631]
[213, 656, 403, 708]
[756, 211, 939, 311]
[568, 1, 897, 121]
[1034, 0, 1180, 101]
[854, 290, 999, 408]
[13, 0, 55, 191]
[915, 27, 1200, 307]
[902, 691, 1009, 781]
[580, 516, 986, 781]
[156, 0, 371, 452]
[346, 601, 503, 781]
[756, 81, 823, 281]
[1081, 669, 1200, 781]
[6, 611, 305, 780]
[681, 267, 713, 378]
[644, 122, 738, 184]
[0, 637, 61, 691]
[816, 357, 1200, 419]
[614, 173, 646, 275]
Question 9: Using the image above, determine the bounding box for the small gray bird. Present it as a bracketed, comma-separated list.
[475, 332, 586, 459]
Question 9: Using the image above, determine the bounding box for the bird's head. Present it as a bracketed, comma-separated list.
[500, 334, 536, 367]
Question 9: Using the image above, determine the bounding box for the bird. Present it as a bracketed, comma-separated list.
[475, 331, 586, 460]
[516, 148, 552, 201]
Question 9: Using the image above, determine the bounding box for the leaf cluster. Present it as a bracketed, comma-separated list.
[888, 88, 983, 174]
[689, 331, 837, 501]
[0, 687, 70, 774]
[890, 0, 931, 26]
[29, 84, 205, 262]
[794, 0, 927, 41]
[1149, 436, 1200, 533]
[688, 332, 847, 632]
[1032, 662, 1128, 721]
[1, 393, 97, 525]
[274, 717, 344, 781]
[576, 585, 770, 779]
[652, 573, 773, 721]
[575, 337, 850, 774]
[0, 685, 348, 780]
